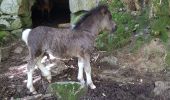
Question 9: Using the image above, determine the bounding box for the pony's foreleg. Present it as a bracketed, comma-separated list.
[77, 57, 85, 85]
[37, 57, 51, 83]
[27, 60, 37, 94]
[84, 54, 96, 89]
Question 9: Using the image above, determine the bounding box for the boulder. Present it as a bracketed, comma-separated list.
[0, 0, 22, 15]
[11, 29, 23, 38]
[153, 81, 170, 96]
[0, 19, 10, 30]
[0, 15, 22, 30]
[44, 60, 69, 76]
[100, 55, 118, 66]
[11, 17, 22, 30]
[14, 46, 23, 54]
[20, 16, 32, 28]
[18, 0, 30, 16]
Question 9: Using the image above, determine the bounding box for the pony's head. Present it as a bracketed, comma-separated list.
[99, 5, 117, 33]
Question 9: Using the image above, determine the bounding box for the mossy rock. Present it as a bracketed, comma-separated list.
[20, 16, 32, 27]
[49, 82, 88, 100]
[11, 18, 22, 30]
[11, 29, 23, 38]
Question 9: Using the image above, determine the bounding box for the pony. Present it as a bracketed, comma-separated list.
[22, 5, 117, 94]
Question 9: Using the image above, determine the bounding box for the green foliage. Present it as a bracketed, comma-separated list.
[96, 0, 135, 51]
[150, 16, 170, 42]
[96, 0, 170, 51]
[50, 82, 87, 100]
[149, 0, 170, 42]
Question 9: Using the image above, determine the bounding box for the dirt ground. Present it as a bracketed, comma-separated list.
[0, 41, 170, 100]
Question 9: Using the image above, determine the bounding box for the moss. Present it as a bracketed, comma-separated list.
[49, 82, 87, 100]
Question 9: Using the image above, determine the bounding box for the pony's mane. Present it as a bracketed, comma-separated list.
[73, 4, 108, 29]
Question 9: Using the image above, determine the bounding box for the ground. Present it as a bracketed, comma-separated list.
[0, 40, 170, 100]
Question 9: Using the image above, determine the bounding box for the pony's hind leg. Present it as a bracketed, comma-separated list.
[78, 57, 85, 85]
[83, 54, 96, 89]
[37, 56, 52, 83]
[27, 59, 37, 94]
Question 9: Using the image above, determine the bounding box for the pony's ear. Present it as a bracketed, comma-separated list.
[101, 7, 108, 15]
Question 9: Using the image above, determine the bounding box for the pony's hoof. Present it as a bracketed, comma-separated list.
[90, 84, 96, 89]
[46, 75, 52, 83]
[47, 78, 52, 83]
[32, 91, 37, 94]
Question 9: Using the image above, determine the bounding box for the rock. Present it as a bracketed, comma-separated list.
[0, 15, 22, 30]
[49, 82, 88, 100]
[153, 81, 170, 95]
[20, 16, 32, 27]
[18, 0, 32, 27]
[14, 46, 23, 54]
[45, 60, 69, 76]
[0, 19, 10, 30]
[0, 0, 22, 15]
[11, 29, 23, 38]
[100, 55, 118, 66]
[11, 17, 22, 30]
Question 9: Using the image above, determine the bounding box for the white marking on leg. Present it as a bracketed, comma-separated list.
[22, 29, 31, 45]
[84, 56, 96, 89]
[27, 69, 36, 94]
[37, 58, 51, 82]
[78, 58, 85, 85]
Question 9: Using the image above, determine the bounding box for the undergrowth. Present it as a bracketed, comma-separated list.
[96, 0, 170, 52]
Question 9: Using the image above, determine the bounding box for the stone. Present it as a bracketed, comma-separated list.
[100, 55, 118, 66]
[0, 19, 10, 30]
[11, 17, 22, 30]
[69, 0, 99, 13]
[49, 82, 88, 100]
[18, 0, 30, 16]
[11, 29, 23, 38]
[0, 15, 22, 30]
[153, 81, 170, 95]
[20, 16, 32, 27]
[45, 60, 69, 76]
[0, 0, 22, 15]
[14, 46, 23, 54]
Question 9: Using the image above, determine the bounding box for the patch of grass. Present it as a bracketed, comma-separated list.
[150, 16, 170, 42]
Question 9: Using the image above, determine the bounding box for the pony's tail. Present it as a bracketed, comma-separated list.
[22, 29, 31, 45]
